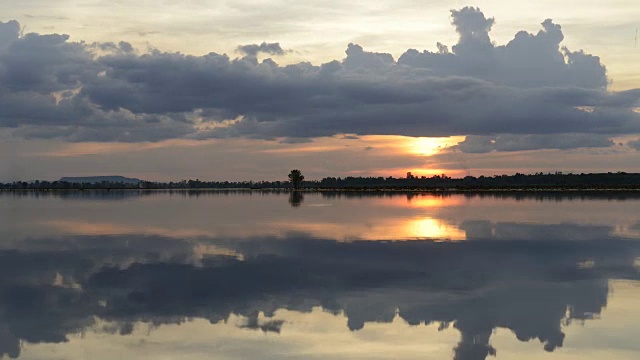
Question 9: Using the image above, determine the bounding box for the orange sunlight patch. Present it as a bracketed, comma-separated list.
[407, 136, 464, 156]
[405, 195, 465, 208]
[407, 217, 466, 241]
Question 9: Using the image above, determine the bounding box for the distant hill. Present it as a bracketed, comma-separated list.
[59, 176, 142, 184]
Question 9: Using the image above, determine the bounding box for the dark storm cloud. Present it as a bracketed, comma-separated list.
[0, 8, 638, 146]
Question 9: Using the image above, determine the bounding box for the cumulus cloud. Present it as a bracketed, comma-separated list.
[450, 6, 495, 54]
[399, 8, 607, 89]
[0, 8, 638, 147]
[0, 20, 19, 51]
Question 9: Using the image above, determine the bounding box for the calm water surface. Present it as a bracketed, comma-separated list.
[0, 190, 639, 359]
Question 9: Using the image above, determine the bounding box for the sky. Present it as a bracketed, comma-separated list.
[0, 0, 639, 181]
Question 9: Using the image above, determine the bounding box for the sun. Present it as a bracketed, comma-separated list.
[408, 136, 464, 156]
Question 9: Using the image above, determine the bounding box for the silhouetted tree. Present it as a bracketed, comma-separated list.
[288, 169, 304, 189]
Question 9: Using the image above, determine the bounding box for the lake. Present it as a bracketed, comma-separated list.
[0, 190, 639, 359]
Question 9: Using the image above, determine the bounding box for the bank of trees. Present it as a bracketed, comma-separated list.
[2, 172, 640, 190]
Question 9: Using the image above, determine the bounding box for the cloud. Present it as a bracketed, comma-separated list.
[278, 137, 313, 144]
[236, 41, 286, 57]
[628, 139, 640, 150]
[455, 134, 615, 153]
[0, 32, 96, 94]
[0, 20, 19, 51]
[0, 8, 637, 144]
[341, 134, 360, 140]
[399, 8, 606, 89]
[450, 6, 495, 54]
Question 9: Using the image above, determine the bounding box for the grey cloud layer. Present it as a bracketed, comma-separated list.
[0, 7, 638, 148]
[455, 134, 615, 153]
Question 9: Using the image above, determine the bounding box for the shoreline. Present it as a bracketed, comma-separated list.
[3, 187, 640, 193]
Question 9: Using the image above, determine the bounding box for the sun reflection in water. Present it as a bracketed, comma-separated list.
[406, 217, 466, 241]
[405, 196, 465, 208]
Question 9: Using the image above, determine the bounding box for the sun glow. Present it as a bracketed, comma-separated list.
[406, 196, 465, 208]
[408, 137, 464, 156]
[382, 194, 465, 209]
[408, 217, 466, 241]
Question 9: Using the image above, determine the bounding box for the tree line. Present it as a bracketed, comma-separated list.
[2, 171, 640, 190]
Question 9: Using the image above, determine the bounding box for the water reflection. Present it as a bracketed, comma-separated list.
[0, 191, 640, 359]
[2, 190, 639, 242]
[409, 217, 466, 240]
[288, 191, 304, 207]
[0, 232, 638, 359]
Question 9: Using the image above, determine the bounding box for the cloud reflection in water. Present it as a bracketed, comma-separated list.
[0, 232, 636, 359]
[0, 191, 639, 359]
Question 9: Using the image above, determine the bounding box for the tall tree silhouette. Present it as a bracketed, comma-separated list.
[288, 169, 304, 189]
